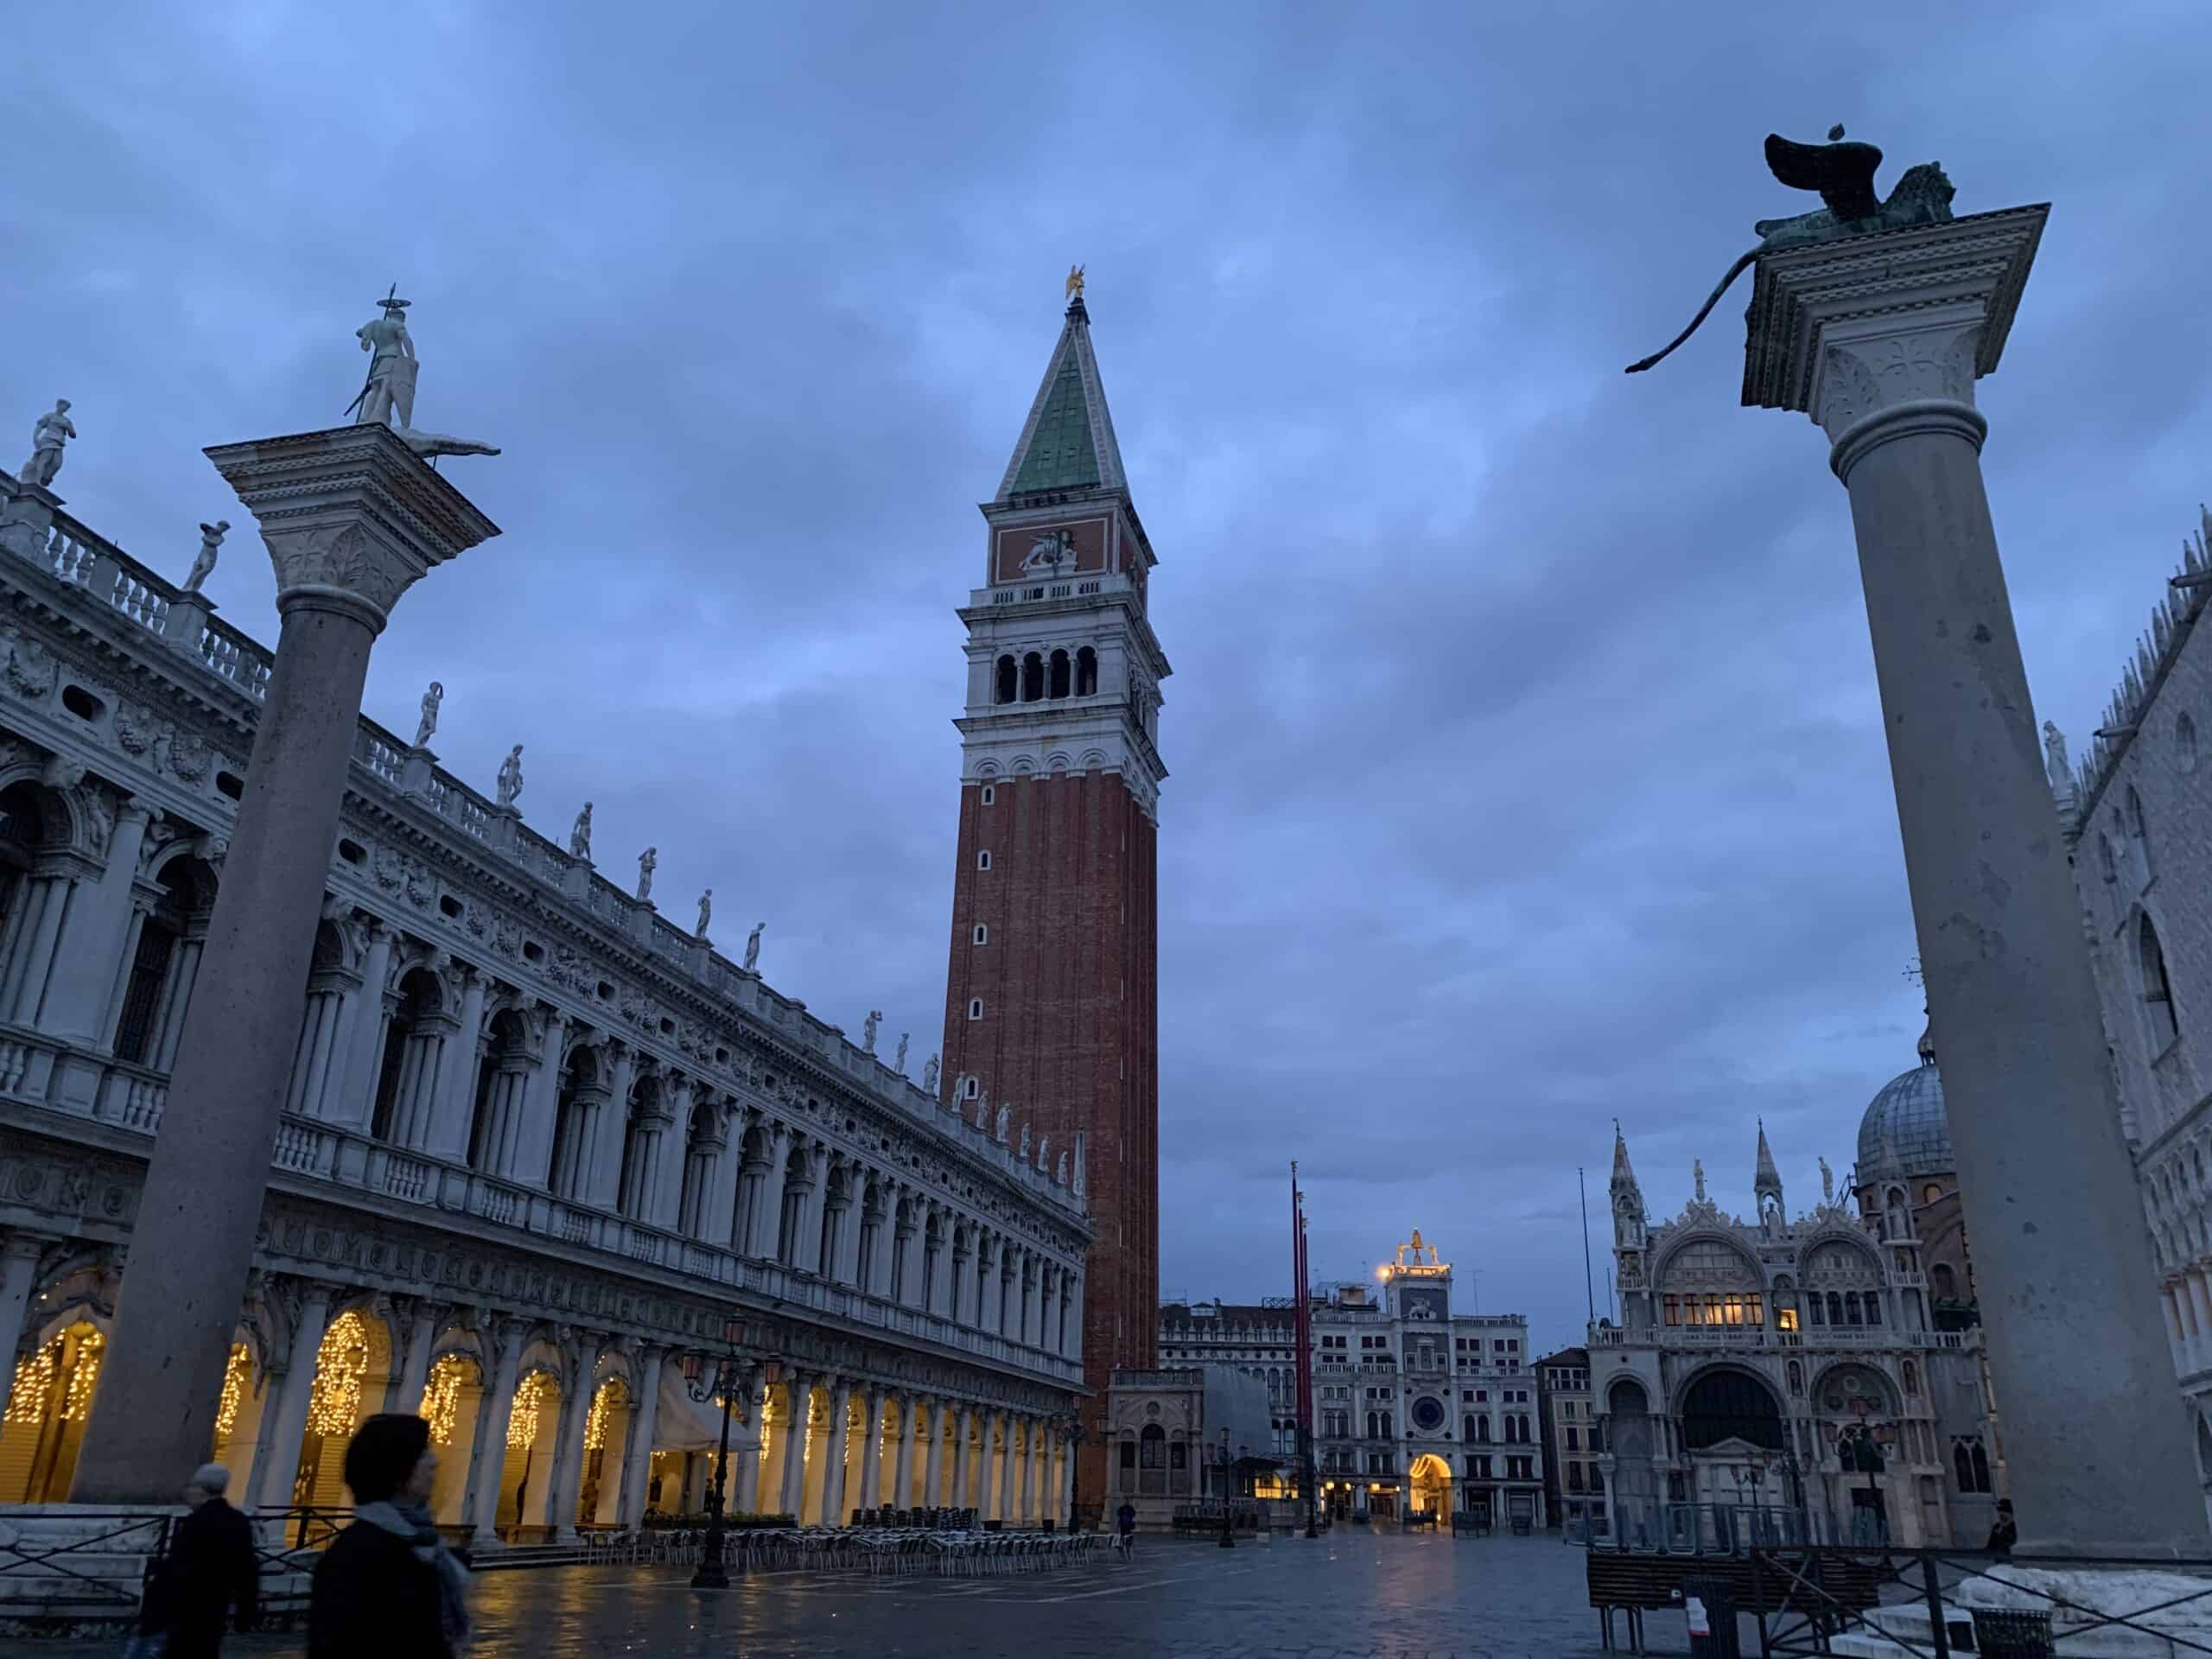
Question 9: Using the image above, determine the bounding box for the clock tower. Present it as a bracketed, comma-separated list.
[939, 287, 1168, 1521]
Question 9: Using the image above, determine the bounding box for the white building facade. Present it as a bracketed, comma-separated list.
[1592, 1127, 1999, 1551]
[0, 458, 1088, 1539]
[2052, 509, 2212, 1520]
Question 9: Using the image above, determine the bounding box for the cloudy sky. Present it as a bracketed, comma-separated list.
[10, 2, 2210, 1357]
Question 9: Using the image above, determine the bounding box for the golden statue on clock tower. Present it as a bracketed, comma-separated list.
[1065, 264, 1085, 302]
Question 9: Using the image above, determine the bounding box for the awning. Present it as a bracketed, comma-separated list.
[655, 1366, 752, 1456]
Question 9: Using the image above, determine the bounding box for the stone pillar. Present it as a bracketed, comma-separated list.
[892, 1393, 918, 1510]
[245, 1283, 333, 1510]
[327, 922, 396, 1131]
[646, 1078, 691, 1229]
[423, 964, 487, 1162]
[953, 1406, 975, 1509]
[586, 1043, 634, 1211]
[467, 1320, 527, 1545]
[510, 1010, 569, 1186]
[922, 1397, 945, 1506]
[997, 1413, 1017, 1522]
[733, 1367, 766, 1515]
[868, 1189, 897, 1294]
[1738, 203, 2203, 1554]
[546, 1344, 601, 1541]
[822, 1378, 852, 1524]
[1059, 1429, 1076, 1529]
[618, 1347, 664, 1524]
[791, 1147, 826, 1274]
[858, 1387, 886, 1510]
[72, 428, 495, 1502]
[387, 1302, 440, 1414]
[0, 1234, 48, 1369]
[41, 798, 149, 1050]
[777, 1372, 811, 1520]
[750, 1127, 791, 1258]
[698, 1116, 739, 1246]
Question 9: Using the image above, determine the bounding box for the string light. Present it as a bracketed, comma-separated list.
[507, 1372, 550, 1449]
[60, 1328, 104, 1423]
[419, 1357, 467, 1447]
[213, 1344, 251, 1444]
[305, 1312, 370, 1438]
[4, 1343, 54, 1426]
[585, 1379, 623, 1452]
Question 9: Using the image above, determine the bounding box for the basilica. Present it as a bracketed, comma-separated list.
[0, 315, 1132, 1537]
[1590, 1093, 2001, 1551]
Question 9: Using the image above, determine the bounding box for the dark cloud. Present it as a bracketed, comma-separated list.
[9, 0, 2209, 1357]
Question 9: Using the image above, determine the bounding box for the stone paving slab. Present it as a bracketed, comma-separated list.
[0, 1529, 1712, 1657]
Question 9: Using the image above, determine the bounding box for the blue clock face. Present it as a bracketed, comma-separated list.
[1411, 1395, 1446, 1432]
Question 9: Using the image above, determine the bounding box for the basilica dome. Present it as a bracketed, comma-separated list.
[1856, 1052, 1953, 1184]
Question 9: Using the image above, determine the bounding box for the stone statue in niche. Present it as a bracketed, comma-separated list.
[1056, 1150, 1069, 1185]
[922, 1055, 939, 1093]
[696, 887, 712, 938]
[743, 921, 763, 972]
[413, 680, 442, 748]
[894, 1033, 908, 1073]
[494, 743, 524, 807]
[995, 1105, 1010, 1144]
[1021, 529, 1076, 574]
[636, 846, 657, 902]
[1038, 1135, 1049, 1170]
[1625, 127, 1956, 374]
[1019, 1124, 1031, 1160]
[861, 1010, 880, 1053]
[20, 399, 75, 490]
[569, 801, 593, 860]
[183, 520, 227, 594]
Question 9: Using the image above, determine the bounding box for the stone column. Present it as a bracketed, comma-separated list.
[732, 1367, 766, 1515]
[245, 1282, 333, 1510]
[546, 1343, 601, 1541]
[585, 1042, 634, 1211]
[868, 1188, 897, 1294]
[618, 1347, 664, 1524]
[41, 798, 149, 1049]
[998, 1414, 1018, 1522]
[71, 426, 494, 1503]
[327, 921, 395, 1130]
[423, 963, 487, 1162]
[922, 1397, 945, 1506]
[1059, 1429, 1076, 1529]
[646, 1077, 691, 1229]
[0, 1234, 48, 1370]
[387, 1302, 441, 1414]
[750, 1126, 791, 1258]
[1739, 202, 2202, 1554]
[953, 1406, 975, 1509]
[892, 1392, 918, 1510]
[821, 1378, 852, 1524]
[791, 1147, 826, 1274]
[857, 1387, 886, 1510]
[510, 1010, 569, 1186]
[467, 1320, 527, 1546]
[777, 1372, 811, 1519]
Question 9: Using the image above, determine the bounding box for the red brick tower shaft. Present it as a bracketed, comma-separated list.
[939, 289, 1167, 1524]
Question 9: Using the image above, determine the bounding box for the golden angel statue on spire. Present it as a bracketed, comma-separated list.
[1065, 264, 1085, 302]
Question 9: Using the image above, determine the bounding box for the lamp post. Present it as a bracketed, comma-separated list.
[1217, 1428, 1236, 1548]
[683, 1318, 746, 1590]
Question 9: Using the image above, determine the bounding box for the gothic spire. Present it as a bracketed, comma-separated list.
[1611, 1119, 1639, 1196]
[1755, 1117, 1783, 1216]
[994, 283, 1128, 504]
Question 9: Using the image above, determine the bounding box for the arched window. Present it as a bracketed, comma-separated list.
[2100, 834, 2119, 884]
[0, 785, 45, 1004]
[1463, 1414, 1478, 1440]
[676, 1097, 720, 1236]
[113, 856, 216, 1068]
[1020, 652, 1045, 702]
[467, 1009, 531, 1171]
[371, 968, 446, 1145]
[2126, 787, 2153, 884]
[1076, 646, 1098, 696]
[1861, 1292, 1882, 1327]
[1475, 1414, 1491, 1442]
[2140, 913, 2181, 1051]
[1827, 1292, 1847, 1327]
[1786, 1360, 1803, 1395]
[994, 655, 1017, 705]
[615, 1071, 661, 1218]
[1902, 1359, 1920, 1397]
[1930, 1264, 1958, 1302]
[1048, 649, 1071, 699]
[1807, 1294, 1825, 1327]
[2180, 713, 2201, 774]
[1680, 1370, 1785, 1452]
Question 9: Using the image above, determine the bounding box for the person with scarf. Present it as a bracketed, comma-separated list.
[309, 1414, 471, 1657]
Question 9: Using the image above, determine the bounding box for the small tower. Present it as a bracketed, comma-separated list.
[1754, 1119, 1784, 1229]
[1610, 1122, 1644, 1250]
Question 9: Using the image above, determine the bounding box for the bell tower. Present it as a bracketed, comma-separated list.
[939, 284, 1168, 1522]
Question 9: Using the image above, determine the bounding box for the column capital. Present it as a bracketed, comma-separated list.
[1738, 204, 2048, 447]
[205, 423, 499, 632]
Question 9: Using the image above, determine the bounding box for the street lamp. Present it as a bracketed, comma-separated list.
[682, 1317, 746, 1590]
[1217, 1427, 1236, 1548]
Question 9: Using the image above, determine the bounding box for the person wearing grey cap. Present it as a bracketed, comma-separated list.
[131, 1462, 257, 1658]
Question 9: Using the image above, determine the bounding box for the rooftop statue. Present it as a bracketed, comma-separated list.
[412, 680, 442, 747]
[494, 743, 524, 807]
[569, 801, 594, 861]
[1625, 127, 1957, 374]
[743, 921, 763, 973]
[183, 519, 228, 594]
[345, 286, 501, 461]
[19, 399, 75, 491]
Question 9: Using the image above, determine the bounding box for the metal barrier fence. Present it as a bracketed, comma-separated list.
[1750, 1544, 2212, 1657]
[1580, 1502, 1817, 1556]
